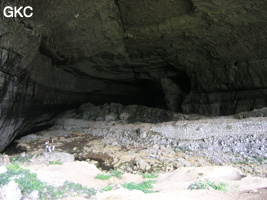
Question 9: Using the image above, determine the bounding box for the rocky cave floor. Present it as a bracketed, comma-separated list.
[1, 103, 267, 199]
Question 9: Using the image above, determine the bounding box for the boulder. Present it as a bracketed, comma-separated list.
[0, 166, 7, 174]
[30, 152, 75, 164]
[0, 154, 10, 166]
[0, 181, 22, 200]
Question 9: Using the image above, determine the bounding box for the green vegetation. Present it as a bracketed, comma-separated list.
[95, 173, 112, 180]
[142, 173, 158, 179]
[10, 155, 62, 166]
[188, 179, 228, 192]
[3, 164, 44, 192]
[10, 155, 33, 163]
[62, 181, 96, 196]
[109, 169, 123, 178]
[48, 160, 63, 165]
[253, 156, 267, 164]
[103, 185, 113, 191]
[239, 158, 250, 165]
[233, 157, 267, 165]
[95, 169, 123, 180]
[0, 164, 96, 199]
[208, 181, 228, 191]
[174, 147, 187, 152]
[233, 158, 250, 165]
[122, 180, 158, 193]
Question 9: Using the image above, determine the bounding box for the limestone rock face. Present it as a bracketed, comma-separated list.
[0, 0, 267, 150]
[0, 181, 22, 200]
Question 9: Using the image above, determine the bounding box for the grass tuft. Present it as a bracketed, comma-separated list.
[142, 173, 158, 179]
[109, 169, 123, 178]
[48, 160, 63, 165]
[103, 185, 113, 191]
[10, 155, 33, 163]
[62, 181, 96, 196]
[95, 174, 112, 180]
[95, 169, 123, 180]
[188, 179, 228, 192]
[122, 180, 157, 193]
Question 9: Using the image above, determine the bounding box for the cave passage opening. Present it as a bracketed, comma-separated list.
[88, 70, 192, 113]
[160, 71, 192, 112]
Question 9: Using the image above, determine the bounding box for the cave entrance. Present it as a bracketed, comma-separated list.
[86, 71, 191, 113]
[161, 71, 191, 112]
[135, 79, 167, 110]
[172, 72, 191, 95]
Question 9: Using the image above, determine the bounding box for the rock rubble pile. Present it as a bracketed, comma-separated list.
[58, 102, 202, 123]
[13, 104, 267, 177]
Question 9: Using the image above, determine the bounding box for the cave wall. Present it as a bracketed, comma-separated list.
[0, 0, 267, 151]
[118, 0, 267, 115]
[183, 60, 267, 115]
